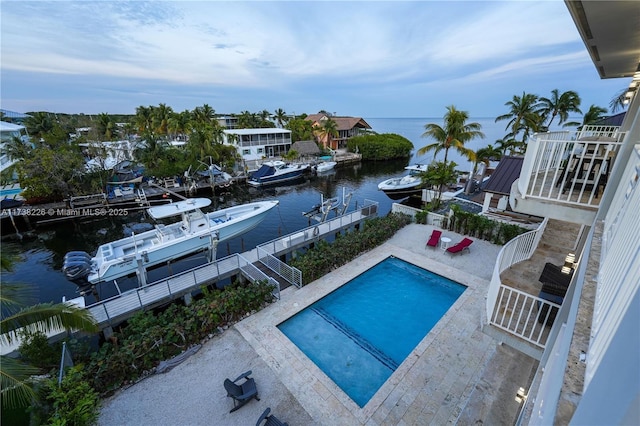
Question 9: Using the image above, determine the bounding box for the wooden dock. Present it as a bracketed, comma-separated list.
[85, 200, 378, 329]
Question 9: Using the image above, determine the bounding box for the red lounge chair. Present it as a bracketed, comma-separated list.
[446, 237, 473, 255]
[425, 229, 442, 248]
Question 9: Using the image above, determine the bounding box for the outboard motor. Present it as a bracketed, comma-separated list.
[62, 251, 93, 287]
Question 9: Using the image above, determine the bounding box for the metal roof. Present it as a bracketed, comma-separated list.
[483, 156, 524, 195]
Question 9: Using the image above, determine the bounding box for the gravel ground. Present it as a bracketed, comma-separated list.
[98, 327, 315, 426]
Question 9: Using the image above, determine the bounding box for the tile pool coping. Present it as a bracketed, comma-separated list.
[235, 235, 498, 425]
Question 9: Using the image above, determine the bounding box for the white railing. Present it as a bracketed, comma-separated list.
[489, 285, 560, 348]
[87, 253, 281, 326]
[486, 218, 550, 346]
[518, 129, 624, 208]
[256, 246, 303, 288]
[237, 254, 282, 299]
[391, 203, 447, 226]
[587, 145, 640, 388]
[577, 125, 621, 139]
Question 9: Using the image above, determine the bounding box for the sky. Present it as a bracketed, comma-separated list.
[0, 0, 627, 118]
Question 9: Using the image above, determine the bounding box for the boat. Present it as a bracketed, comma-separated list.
[62, 198, 279, 286]
[377, 164, 429, 200]
[313, 161, 337, 174]
[195, 163, 233, 190]
[248, 160, 310, 187]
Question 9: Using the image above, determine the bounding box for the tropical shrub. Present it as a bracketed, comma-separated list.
[85, 279, 275, 395]
[346, 133, 413, 160]
[289, 213, 412, 284]
[31, 366, 100, 426]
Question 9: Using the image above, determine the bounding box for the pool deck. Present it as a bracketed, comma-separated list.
[98, 224, 536, 425]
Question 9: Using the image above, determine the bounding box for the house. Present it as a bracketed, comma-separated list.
[0, 121, 30, 174]
[222, 128, 293, 165]
[484, 2, 640, 424]
[305, 113, 371, 150]
[481, 156, 524, 212]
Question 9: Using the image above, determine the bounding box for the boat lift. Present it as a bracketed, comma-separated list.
[303, 187, 353, 224]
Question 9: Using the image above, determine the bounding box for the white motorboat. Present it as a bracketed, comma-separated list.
[248, 160, 310, 187]
[62, 198, 279, 286]
[313, 161, 337, 174]
[377, 164, 429, 200]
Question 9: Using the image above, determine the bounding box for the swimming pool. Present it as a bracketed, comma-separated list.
[0, 187, 23, 197]
[277, 256, 466, 407]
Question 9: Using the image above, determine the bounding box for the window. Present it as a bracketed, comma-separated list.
[242, 149, 251, 155]
[257, 148, 264, 154]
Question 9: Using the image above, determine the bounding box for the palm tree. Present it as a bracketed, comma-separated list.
[273, 108, 288, 128]
[609, 88, 628, 113]
[495, 92, 542, 143]
[579, 105, 609, 129]
[418, 105, 483, 167]
[4, 136, 32, 161]
[152, 103, 173, 135]
[96, 112, 115, 141]
[538, 89, 582, 128]
[167, 110, 193, 141]
[134, 105, 153, 134]
[315, 118, 339, 149]
[1, 249, 98, 409]
[465, 144, 502, 194]
[193, 104, 216, 124]
[23, 112, 54, 139]
[135, 130, 168, 171]
[237, 111, 257, 128]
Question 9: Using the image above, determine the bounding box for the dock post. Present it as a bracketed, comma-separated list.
[136, 258, 148, 287]
[103, 326, 114, 341]
[183, 292, 193, 306]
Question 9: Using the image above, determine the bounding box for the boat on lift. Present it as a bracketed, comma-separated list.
[313, 161, 337, 174]
[377, 164, 429, 200]
[248, 160, 310, 187]
[62, 198, 279, 287]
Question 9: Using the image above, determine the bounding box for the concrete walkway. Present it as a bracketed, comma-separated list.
[99, 224, 533, 425]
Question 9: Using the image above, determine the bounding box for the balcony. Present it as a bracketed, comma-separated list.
[510, 126, 625, 224]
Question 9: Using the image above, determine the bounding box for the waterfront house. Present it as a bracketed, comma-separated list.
[0, 120, 30, 174]
[222, 128, 293, 169]
[305, 113, 371, 150]
[484, 2, 640, 424]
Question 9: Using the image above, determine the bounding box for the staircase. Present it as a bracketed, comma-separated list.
[500, 219, 583, 297]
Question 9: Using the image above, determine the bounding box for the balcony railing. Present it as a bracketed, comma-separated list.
[486, 218, 559, 348]
[518, 127, 625, 208]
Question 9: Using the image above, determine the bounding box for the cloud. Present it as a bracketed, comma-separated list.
[0, 1, 614, 116]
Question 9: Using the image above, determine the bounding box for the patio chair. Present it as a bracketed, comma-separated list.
[446, 237, 473, 255]
[425, 229, 442, 248]
[256, 407, 289, 426]
[224, 370, 259, 413]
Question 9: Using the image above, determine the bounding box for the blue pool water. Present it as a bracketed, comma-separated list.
[278, 256, 466, 407]
[0, 187, 22, 197]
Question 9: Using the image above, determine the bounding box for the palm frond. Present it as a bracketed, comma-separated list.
[0, 356, 41, 408]
[1, 303, 98, 345]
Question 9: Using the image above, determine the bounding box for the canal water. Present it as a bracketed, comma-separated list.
[1, 117, 508, 305]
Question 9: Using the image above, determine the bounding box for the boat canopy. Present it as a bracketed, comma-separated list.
[251, 164, 277, 179]
[148, 198, 211, 219]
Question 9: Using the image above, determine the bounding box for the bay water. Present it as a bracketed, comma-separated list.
[1, 117, 508, 305]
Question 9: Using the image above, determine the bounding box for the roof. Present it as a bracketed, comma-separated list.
[0, 109, 31, 120]
[0, 121, 26, 132]
[564, 0, 640, 78]
[483, 156, 524, 195]
[305, 114, 372, 131]
[291, 140, 321, 155]
[595, 112, 626, 126]
[223, 128, 291, 135]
